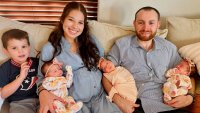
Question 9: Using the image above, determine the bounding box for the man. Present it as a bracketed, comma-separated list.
[102, 6, 193, 113]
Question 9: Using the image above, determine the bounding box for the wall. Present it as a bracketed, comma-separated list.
[98, 0, 200, 28]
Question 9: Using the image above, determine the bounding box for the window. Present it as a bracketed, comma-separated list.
[0, 0, 98, 25]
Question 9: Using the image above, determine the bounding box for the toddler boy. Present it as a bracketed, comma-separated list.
[0, 29, 39, 113]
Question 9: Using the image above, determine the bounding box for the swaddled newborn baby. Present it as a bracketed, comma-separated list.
[98, 58, 138, 103]
[163, 59, 195, 102]
[41, 59, 83, 113]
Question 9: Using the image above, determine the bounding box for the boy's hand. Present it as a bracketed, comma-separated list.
[19, 62, 30, 79]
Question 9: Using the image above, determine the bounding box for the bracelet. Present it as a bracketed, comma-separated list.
[38, 88, 47, 95]
[187, 93, 195, 103]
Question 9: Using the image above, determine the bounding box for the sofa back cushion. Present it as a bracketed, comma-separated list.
[166, 17, 200, 48]
[88, 20, 168, 53]
[0, 17, 168, 63]
[0, 16, 54, 63]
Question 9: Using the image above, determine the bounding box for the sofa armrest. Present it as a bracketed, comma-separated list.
[189, 77, 195, 94]
[0, 100, 9, 113]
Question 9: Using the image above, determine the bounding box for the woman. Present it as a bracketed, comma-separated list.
[37, 2, 121, 113]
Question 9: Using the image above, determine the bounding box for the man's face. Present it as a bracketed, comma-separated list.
[134, 10, 160, 41]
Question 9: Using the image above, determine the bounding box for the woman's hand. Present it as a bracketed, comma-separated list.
[39, 90, 64, 113]
[165, 95, 193, 108]
[113, 94, 139, 113]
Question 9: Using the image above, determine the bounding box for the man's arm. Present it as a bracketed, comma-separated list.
[102, 76, 139, 113]
[166, 94, 193, 108]
[165, 76, 195, 108]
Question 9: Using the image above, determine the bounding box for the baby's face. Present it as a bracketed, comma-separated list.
[46, 64, 63, 77]
[176, 60, 190, 75]
[100, 60, 115, 73]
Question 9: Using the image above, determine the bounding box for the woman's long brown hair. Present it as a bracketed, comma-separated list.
[48, 2, 100, 71]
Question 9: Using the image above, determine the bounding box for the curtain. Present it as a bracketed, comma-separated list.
[0, 0, 98, 25]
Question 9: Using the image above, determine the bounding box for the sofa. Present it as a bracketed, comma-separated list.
[0, 16, 200, 112]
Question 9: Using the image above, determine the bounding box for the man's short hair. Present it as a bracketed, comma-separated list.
[135, 6, 160, 20]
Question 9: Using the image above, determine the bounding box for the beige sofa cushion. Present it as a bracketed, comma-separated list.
[166, 17, 200, 48]
[179, 42, 200, 74]
[0, 17, 168, 63]
[89, 20, 168, 53]
[0, 16, 54, 63]
[179, 42, 200, 94]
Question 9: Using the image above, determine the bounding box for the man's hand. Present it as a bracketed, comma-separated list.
[165, 95, 193, 108]
[102, 76, 139, 113]
[113, 94, 139, 113]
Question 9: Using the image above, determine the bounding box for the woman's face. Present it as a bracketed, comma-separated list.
[63, 10, 85, 40]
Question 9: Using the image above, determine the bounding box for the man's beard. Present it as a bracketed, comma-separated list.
[136, 30, 156, 41]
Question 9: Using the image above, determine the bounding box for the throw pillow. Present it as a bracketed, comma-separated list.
[179, 42, 200, 75]
[166, 17, 200, 48]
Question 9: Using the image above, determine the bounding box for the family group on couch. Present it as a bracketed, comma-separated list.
[0, 1, 195, 113]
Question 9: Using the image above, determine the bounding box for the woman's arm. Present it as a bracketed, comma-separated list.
[166, 77, 195, 108]
[38, 85, 64, 113]
[37, 43, 64, 113]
